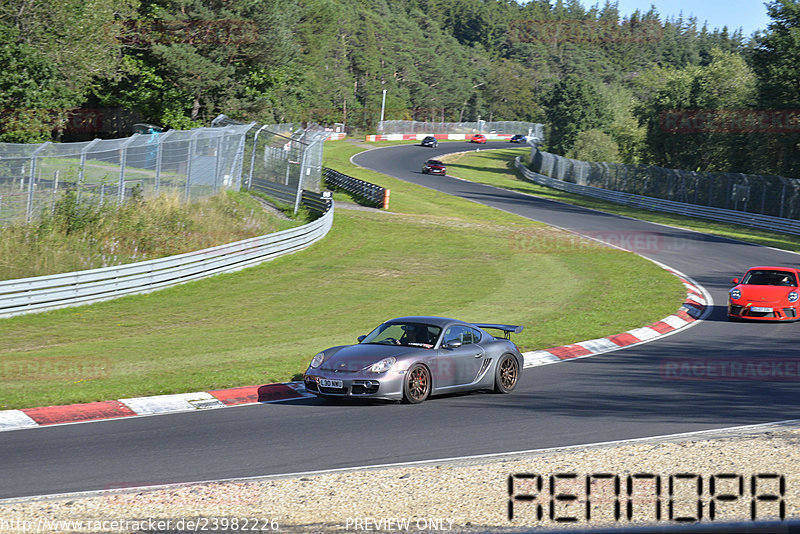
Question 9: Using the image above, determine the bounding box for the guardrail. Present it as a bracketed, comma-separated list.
[249, 178, 332, 214]
[0, 203, 334, 318]
[323, 168, 389, 209]
[515, 158, 800, 237]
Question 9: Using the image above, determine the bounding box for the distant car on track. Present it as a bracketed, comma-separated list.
[422, 159, 446, 175]
[728, 266, 800, 321]
[509, 134, 527, 143]
[421, 136, 438, 148]
[470, 134, 487, 144]
[303, 316, 524, 403]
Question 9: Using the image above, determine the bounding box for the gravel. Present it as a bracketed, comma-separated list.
[1, 422, 798, 533]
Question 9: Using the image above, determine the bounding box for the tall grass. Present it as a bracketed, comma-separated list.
[0, 189, 301, 281]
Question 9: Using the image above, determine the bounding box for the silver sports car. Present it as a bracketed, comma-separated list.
[303, 316, 524, 403]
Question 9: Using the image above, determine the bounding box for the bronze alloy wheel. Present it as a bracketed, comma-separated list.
[495, 354, 519, 393]
[403, 364, 431, 404]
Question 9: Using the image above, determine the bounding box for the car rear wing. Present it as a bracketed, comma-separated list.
[473, 323, 523, 339]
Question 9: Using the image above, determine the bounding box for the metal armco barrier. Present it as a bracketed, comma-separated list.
[515, 158, 800, 236]
[249, 178, 332, 214]
[0, 203, 334, 318]
[324, 167, 389, 209]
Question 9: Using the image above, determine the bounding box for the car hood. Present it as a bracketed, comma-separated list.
[735, 285, 797, 303]
[319, 343, 424, 372]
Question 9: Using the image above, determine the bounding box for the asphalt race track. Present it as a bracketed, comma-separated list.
[2, 142, 799, 500]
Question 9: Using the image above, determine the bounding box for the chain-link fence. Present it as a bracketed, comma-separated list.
[378, 120, 544, 140]
[0, 122, 329, 225]
[243, 125, 329, 212]
[530, 148, 800, 220]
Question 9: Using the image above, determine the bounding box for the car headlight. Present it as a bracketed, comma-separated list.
[789, 292, 799, 303]
[730, 289, 741, 300]
[309, 352, 325, 368]
[369, 357, 396, 373]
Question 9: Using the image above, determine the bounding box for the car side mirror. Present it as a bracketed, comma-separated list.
[357, 335, 366, 342]
[731, 278, 739, 284]
[443, 340, 462, 349]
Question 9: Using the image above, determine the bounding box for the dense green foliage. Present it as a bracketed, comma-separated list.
[2, 0, 799, 177]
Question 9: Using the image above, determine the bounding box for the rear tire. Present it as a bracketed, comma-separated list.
[403, 364, 431, 404]
[494, 354, 519, 393]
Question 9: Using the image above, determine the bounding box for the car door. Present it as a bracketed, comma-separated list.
[435, 325, 485, 388]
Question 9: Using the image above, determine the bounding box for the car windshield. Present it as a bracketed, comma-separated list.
[741, 270, 797, 286]
[361, 322, 441, 349]
[427, 160, 443, 165]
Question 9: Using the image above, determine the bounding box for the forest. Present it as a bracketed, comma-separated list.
[1, 0, 799, 178]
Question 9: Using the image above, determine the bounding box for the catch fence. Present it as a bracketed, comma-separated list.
[243, 125, 328, 213]
[0, 122, 330, 225]
[530, 148, 800, 220]
[378, 120, 543, 140]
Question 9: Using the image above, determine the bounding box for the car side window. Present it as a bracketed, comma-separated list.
[443, 326, 481, 346]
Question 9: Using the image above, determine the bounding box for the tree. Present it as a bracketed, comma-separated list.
[567, 129, 620, 162]
[635, 48, 756, 171]
[0, 0, 137, 141]
[544, 74, 611, 154]
[750, 0, 800, 177]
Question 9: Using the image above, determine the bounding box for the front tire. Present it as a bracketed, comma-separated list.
[494, 354, 519, 393]
[403, 364, 431, 404]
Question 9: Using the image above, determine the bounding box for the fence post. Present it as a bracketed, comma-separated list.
[78, 138, 101, 203]
[247, 125, 269, 191]
[213, 130, 225, 194]
[26, 142, 51, 223]
[51, 170, 59, 214]
[232, 123, 256, 191]
[185, 130, 202, 203]
[118, 134, 139, 204]
[294, 144, 309, 215]
[154, 130, 174, 196]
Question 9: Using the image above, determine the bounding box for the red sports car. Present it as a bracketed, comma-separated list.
[728, 266, 800, 321]
[469, 134, 487, 144]
[422, 159, 446, 175]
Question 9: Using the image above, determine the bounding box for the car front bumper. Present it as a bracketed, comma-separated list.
[728, 302, 798, 320]
[303, 371, 405, 400]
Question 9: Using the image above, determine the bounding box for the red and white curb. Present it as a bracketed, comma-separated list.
[0, 383, 314, 433]
[523, 265, 709, 368]
[365, 133, 513, 142]
[0, 267, 708, 433]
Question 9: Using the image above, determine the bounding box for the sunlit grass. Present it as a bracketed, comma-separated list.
[0, 142, 686, 409]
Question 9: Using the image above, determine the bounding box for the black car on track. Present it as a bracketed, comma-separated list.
[421, 136, 438, 148]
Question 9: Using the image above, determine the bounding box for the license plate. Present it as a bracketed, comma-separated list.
[319, 378, 343, 388]
[751, 306, 773, 313]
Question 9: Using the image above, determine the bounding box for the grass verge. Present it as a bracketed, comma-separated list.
[440, 147, 800, 254]
[0, 143, 685, 409]
[0, 191, 301, 280]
